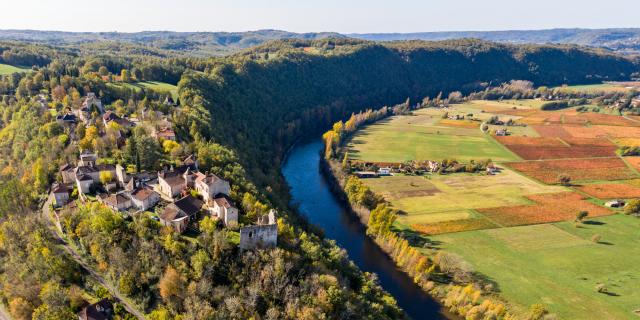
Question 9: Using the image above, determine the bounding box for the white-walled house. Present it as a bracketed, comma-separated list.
[130, 188, 160, 211]
[211, 193, 238, 226]
[195, 172, 230, 202]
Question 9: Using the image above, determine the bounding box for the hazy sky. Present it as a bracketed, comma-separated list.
[2, 0, 639, 33]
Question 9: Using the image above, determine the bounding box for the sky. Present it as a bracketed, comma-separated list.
[1, 0, 639, 33]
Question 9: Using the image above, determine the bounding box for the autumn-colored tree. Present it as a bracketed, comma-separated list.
[159, 265, 184, 302]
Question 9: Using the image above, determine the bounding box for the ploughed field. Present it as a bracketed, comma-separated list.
[347, 99, 640, 319]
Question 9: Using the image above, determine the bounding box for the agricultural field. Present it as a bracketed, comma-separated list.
[349, 100, 640, 317]
[0, 63, 31, 75]
[432, 215, 640, 319]
[346, 108, 518, 163]
[505, 157, 637, 184]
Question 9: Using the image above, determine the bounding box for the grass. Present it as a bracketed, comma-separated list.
[347, 109, 519, 163]
[552, 83, 633, 93]
[432, 214, 640, 319]
[107, 81, 178, 99]
[0, 63, 31, 75]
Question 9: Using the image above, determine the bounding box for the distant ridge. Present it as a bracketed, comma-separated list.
[1, 28, 639, 55]
[349, 28, 640, 53]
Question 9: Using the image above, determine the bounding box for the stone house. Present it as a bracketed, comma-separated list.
[79, 150, 98, 167]
[60, 164, 76, 184]
[211, 193, 238, 226]
[239, 210, 278, 250]
[157, 166, 194, 198]
[76, 174, 94, 194]
[129, 187, 160, 211]
[103, 111, 134, 128]
[195, 172, 230, 202]
[159, 195, 203, 233]
[52, 184, 71, 207]
[101, 193, 132, 212]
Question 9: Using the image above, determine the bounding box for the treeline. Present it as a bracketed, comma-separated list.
[322, 105, 395, 159]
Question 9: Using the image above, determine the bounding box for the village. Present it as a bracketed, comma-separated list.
[49, 92, 277, 251]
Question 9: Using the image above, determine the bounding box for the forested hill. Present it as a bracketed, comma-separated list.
[0, 29, 344, 56]
[178, 38, 639, 196]
[351, 28, 640, 54]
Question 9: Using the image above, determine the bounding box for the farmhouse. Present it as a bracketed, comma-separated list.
[605, 200, 625, 208]
[354, 171, 378, 178]
[77, 298, 113, 320]
[239, 210, 278, 250]
[378, 167, 392, 176]
[495, 128, 509, 136]
[159, 195, 203, 233]
[210, 193, 238, 226]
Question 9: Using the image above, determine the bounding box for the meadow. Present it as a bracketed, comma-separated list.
[432, 215, 640, 319]
[347, 108, 518, 163]
[107, 81, 178, 99]
[0, 63, 31, 75]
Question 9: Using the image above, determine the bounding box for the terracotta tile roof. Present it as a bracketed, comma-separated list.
[213, 193, 234, 209]
[130, 188, 157, 201]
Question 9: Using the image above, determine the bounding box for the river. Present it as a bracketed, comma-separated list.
[282, 140, 451, 320]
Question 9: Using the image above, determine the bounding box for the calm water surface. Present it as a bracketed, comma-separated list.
[282, 140, 452, 320]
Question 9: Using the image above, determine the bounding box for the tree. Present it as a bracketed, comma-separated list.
[558, 174, 571, 186]
[132, 68, 143, 80]
[159, 266, 184, 302]
[136, 135, 161, 171]
[120, 69, 131, 82]
[576, 211, 588, 222]
[98, 66, 109, 76]
[99, 171, 113, 185]
[624, 199, 640, 215]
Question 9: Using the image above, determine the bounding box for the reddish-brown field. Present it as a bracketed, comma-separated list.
[624, 157, 640, 172]
[410, 218, 499, 235]
[505, 158, 637, 183]
[495, 136, 617, 160]
[576, 183, 640, 199]
[570, 113, 640, 127]
[533, 125, 573, 138]
[562, 125, 640, 139]
[478, 192, 612, 226]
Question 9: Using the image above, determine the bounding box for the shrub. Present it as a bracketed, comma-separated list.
[591, 234, 602, 243]
[540, 101, 569, 111]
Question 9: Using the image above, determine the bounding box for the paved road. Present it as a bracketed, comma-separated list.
[42, 197, 146, 320]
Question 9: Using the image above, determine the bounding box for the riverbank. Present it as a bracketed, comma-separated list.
[318, 149, 516, 320]
[282, 141, 453, 319]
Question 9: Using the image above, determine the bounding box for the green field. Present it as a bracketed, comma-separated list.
[347, 108, 519, 163]
[107, 81, 178, 99]
[0, 63, 31, 75]
[552, 83, 634, 93]
[363, 170, 565, 218]
[432, 214, 640, 319]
